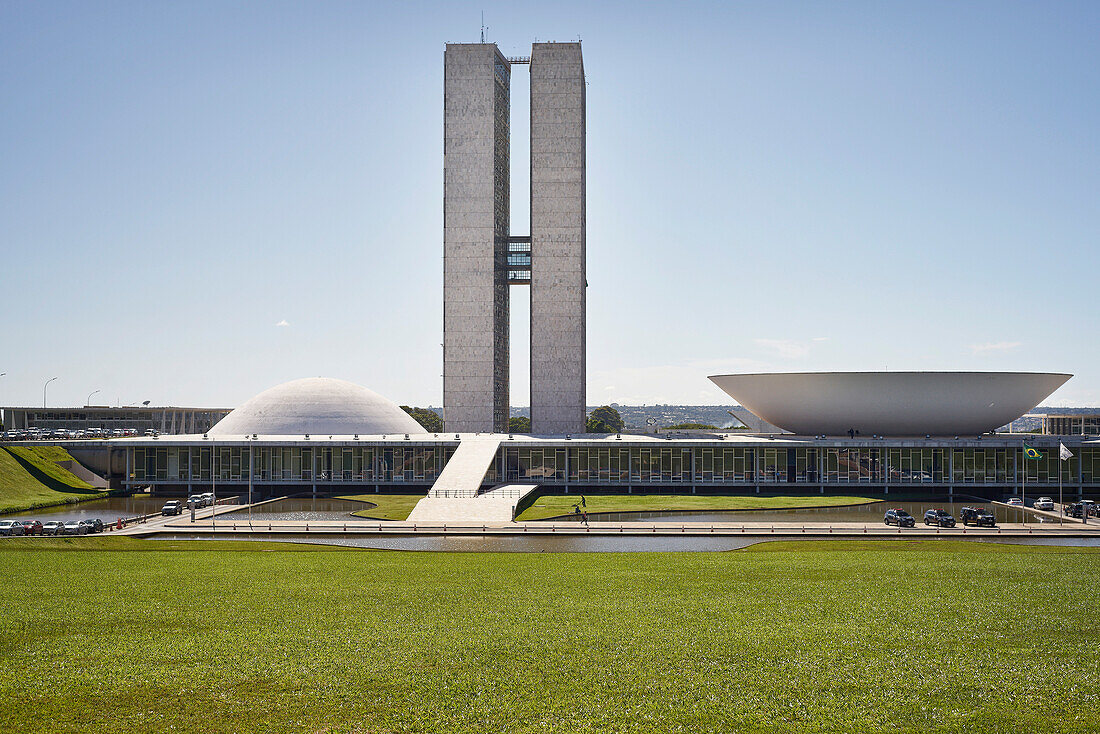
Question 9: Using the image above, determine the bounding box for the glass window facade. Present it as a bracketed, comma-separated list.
[127, 443, 1100, 490]
[131, 445, 455, 485]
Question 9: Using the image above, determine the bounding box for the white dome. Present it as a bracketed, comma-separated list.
[208, 378, 427, 436]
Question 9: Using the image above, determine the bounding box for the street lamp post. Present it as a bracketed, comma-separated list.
[211, 436, 215, 532]
[43, 377, 58, 409]
[87, 389, 100, 406]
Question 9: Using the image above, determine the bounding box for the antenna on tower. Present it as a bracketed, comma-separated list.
[481, 11, 486, 43]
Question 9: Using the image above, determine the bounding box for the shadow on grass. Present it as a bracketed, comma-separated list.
[3, 448, 103, 495]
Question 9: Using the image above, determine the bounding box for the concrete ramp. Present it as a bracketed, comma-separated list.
[409, 438, 543, 522]
[427, 437, 503, 498]
[407, 483, 540, 523]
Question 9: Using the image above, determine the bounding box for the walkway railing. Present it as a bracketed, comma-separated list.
[124, 519, 1100, 537]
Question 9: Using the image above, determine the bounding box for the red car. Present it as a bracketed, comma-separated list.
[20, 520, 43, 536]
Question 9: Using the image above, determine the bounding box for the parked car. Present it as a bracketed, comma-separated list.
[61, 521, 88, 535]
[1066, 503, 1084, 518]
[1082, 500, 1098, 517]
[162, 500, 183, 516]
[41, 521, 66, 536]
[1034, 497, 1055, 511]
[79, 518, 104, 534]
[0, 520, 26, 536]
[884, 509, 916, 527]
[200, 492, 215, 506]
[960, 506, 997, 527]
[1006, 497, 1023, 507]
[187, 494, 205, 508]
[20, 520, 44, 536]
[923, 509, 956, 528]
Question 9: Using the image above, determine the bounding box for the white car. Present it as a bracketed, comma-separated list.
[1034, 497, 1055, 511]
[1007, 497, 1023, 507]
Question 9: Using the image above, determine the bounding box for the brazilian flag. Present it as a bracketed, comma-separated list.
[1024, 444, 1044, 460]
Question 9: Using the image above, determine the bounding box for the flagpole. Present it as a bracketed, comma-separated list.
[1059, 451, 1063, 526]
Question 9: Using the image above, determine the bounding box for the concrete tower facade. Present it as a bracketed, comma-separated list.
[443, 41, 585, 435]
[529, 42, 586, 435]
[443, 44, 511, 432]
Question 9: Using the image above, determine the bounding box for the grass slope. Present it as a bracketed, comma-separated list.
[2, 542, 1099, 733]
[516, 492, 880, 520]
[0, 446, 105, 514]
[335, 492, 424, 520]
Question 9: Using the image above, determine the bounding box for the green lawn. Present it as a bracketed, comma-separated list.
[515, 492, 880, 520]
[334, 492, 425, 520]
[0, 446, 106, 514]
[1, 540, 1099, 733]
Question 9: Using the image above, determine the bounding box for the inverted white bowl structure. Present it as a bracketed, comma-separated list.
[708, 371, 1071, 436]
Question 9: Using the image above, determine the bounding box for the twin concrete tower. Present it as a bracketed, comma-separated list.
[443, 42, 586, 434]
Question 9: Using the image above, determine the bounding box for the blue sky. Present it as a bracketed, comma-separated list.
[2, 1, 1097, 409]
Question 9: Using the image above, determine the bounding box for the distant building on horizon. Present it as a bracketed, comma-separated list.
[1, 405, 230, 435]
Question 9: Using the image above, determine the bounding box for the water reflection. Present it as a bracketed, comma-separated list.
[151, 533, 1100, 552]
[155, 533, 762, 552]
[224, 497, 369, 523]
[5, 495, 165, 523]
[552, 501, 1030, 524]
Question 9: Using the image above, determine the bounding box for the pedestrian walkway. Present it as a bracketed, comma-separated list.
[408, 483, 539, 523]
[130, 516, 1100, 539]
[427, 437, 503, 498]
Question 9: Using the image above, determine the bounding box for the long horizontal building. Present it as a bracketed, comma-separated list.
[2, 405, 231, 435]
[50, 432, 1100, 499]
[21, 377, 1096, 499]
[1042, 414, 1100, 436]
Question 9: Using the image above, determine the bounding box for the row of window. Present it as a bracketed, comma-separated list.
[501, 446, 1100, 484]
[133, 446, 456, 483]
[130, 445, 1100, 485]
[1045, 417, 1100, 436]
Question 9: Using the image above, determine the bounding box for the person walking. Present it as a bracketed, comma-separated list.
[581, 510, 589, 526]
[580, 495, 586, 508]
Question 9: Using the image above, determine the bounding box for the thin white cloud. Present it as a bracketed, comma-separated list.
[970, 341, 1021, 355]
[275, 319, 289, 327]
[812, 336, 829, 342]
[754, 338, 811, 359]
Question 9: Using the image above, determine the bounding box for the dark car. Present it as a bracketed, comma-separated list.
[884, 509, 916, 527]
[20, 520, 44, 536]
[79, 518, 104, 534]
[923, 509, 956, 528]
[0, 520, 26, 536]
[41, 521, 66, 536]
[61, 521, 88, 536]
[960, 506, 997, 527]
[162, 500, 183, 516]
[1066, 503, 1086, 519]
